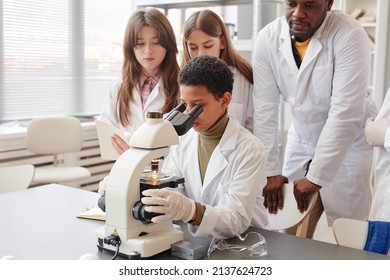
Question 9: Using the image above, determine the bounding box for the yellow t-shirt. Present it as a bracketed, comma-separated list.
[294, 37, 311, 60]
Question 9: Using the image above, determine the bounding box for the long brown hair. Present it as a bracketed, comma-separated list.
[118, 8, 179, 126]
[181, 9, 253, 84]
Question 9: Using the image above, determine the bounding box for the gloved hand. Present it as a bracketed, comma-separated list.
[365, 117, 390, 147]
[141, 188, 196, 223]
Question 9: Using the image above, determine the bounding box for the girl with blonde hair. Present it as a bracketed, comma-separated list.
[182, 9, 253, 131]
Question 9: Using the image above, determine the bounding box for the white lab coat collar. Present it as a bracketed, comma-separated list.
[202, 118, 239, 188]
[279, 21, 298, 74]
[298, 11, 335, 70]
[143, 78, 164, 111]
[121, 79, 165, 130]
[279, 10, 334, 68]
[279, 12, 335, 105]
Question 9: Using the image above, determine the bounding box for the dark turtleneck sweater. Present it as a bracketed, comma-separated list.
[190, 112, 229, 226]
[198, 111, 229, 183]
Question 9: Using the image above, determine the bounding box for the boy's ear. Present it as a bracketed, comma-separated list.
[221, 92, 231, 108]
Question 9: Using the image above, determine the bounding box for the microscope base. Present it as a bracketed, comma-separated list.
[97, 225, 184, 258]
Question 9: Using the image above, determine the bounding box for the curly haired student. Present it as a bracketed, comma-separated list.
[142, 55, 269, 238]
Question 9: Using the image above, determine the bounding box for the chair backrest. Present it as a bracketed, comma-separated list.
[0, 164, 35, 194]
[267, 183, 318, 237]
[332, 218, 368, 250]
[26, 116, 84, 155]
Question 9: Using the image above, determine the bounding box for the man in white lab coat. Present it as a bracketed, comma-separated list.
[253, 0, 377, 238]
[142, 55, 269, 238]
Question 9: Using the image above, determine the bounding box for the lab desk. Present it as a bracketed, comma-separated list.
[0, 184, 389, 260]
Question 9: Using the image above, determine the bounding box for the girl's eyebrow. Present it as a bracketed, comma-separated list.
[136, 36, 159, 40]
[188, 40, 213, 46]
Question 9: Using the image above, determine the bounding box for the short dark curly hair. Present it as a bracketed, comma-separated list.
[178, 55, 233, 100]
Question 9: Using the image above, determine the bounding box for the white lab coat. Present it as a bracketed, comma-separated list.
[164, 118, 269, 238]
[253, 11, 377, 225]
[369, 88, 390, 221]
[228, 67, 254, 132]
[99, 79, 167, 133]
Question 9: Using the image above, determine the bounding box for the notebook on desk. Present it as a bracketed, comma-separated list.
[77, 206, 106, 221]
[95, 119, 127, 161]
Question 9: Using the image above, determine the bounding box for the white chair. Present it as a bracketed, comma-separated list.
[312, 213, 336, 244]
[26, 116, 91, 184]
[267, 183, 318, 238]
[332, 218, 368, 250]
[333, 218, 390, 256]
[0, 164, 35, 194]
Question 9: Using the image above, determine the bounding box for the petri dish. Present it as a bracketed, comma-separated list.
[140, 168, 174, 184]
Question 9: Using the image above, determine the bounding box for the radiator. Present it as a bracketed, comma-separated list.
[0, 122, 114, 192]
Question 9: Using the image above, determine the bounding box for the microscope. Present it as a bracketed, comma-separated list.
[96, 104, 203, 258]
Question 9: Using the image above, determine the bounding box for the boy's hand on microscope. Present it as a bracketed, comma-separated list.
[141, 189, 196, 223]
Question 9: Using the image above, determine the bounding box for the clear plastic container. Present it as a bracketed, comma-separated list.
[207, 231, 268, 258]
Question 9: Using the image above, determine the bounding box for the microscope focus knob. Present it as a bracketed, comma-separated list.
[147, 111, 163, 119]
[132, 200, 162, 224]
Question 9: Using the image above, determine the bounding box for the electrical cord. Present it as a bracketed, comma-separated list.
[111, 243, 120, 260]
[104, 234, 121, 260]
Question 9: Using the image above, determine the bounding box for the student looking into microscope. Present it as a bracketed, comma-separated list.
[141, 55, 269, 238]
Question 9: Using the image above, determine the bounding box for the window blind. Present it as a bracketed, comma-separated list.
[84, 0, 130, 115]
[0, 0, 131, 121]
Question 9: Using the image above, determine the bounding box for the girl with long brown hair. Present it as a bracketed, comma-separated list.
[100, 8, 180, 154]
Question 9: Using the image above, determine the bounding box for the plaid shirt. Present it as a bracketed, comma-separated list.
[139, 74, 160, 109]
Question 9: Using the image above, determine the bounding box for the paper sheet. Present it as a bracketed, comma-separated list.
[77, 206, 106, 221]
[95, 119, 127, 160]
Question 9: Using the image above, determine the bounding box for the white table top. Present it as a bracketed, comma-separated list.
[1, 184, 389, 260]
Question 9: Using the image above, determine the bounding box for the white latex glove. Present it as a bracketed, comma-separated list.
[98, 175, 109, 195]
[365, 117, 390, 147]
[141, 188, 196, 223]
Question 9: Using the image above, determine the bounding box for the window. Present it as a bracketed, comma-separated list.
[0, 0, 132, 122]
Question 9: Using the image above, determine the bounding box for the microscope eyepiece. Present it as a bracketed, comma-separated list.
[175, 103, 186, 113]
[188, 104, 203, 120]
[164, 103, 203, 136]
[164, 103, 186, 122]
